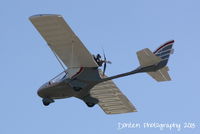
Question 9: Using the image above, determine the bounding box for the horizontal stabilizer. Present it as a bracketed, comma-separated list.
[137, 48, 162, 67]
[147, 66, 171, 82]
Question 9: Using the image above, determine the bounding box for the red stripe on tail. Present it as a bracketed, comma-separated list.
[154, 40, 174, 54]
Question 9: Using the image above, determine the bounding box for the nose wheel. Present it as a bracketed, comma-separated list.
[42, 98, 54, 106]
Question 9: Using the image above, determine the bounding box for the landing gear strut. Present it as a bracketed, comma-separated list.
[42, 98, 54, 106]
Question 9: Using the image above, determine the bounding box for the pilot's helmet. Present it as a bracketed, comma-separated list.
[97, 54, 101, 59]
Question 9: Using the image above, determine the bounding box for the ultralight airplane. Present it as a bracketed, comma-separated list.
[29, 14, 174, 114]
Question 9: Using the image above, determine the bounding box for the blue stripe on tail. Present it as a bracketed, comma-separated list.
[154, 40, 174, 66]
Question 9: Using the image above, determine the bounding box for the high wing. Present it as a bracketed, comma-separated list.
[90, 70, 137, 114]
[29, 14, 98, 68]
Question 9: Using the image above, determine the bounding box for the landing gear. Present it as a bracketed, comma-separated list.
[83, 94, 99, 108]
[42, 98, 54, 106]
[86, 102, 95, 107]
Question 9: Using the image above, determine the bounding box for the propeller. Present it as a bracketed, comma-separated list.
[102, 50, 112, 76]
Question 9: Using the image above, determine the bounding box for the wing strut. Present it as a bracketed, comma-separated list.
[52, 48, 67, 73]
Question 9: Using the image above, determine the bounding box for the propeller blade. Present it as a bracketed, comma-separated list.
[106, 61, 112, 64]
[102, 48, 111, 75]
[103, 62, 106, 76]
[102, 49, 106, 75]
[103, 49, 106, 60]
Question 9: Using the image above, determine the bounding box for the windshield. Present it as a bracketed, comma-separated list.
[50, 71, 68, 83]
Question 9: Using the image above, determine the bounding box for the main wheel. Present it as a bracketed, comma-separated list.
[42, 98, 54, 106]
[86, 102, 95, 107]
[43, 101, 50, 106]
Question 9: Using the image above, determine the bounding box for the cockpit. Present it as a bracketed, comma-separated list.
[49, 71, 68, 83]
[40, 71, 69, 89]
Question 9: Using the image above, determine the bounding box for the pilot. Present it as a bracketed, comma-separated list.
[93, 54, 103, 66]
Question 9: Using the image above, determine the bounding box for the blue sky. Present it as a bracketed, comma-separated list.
[0, 0, 200, 134]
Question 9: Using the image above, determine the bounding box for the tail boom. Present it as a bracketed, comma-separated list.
[99, 40, 174, 83]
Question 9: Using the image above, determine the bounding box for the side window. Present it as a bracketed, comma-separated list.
[50, 71, 68, 83]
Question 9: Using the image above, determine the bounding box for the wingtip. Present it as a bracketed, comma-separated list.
[29, 14, 62, 20]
